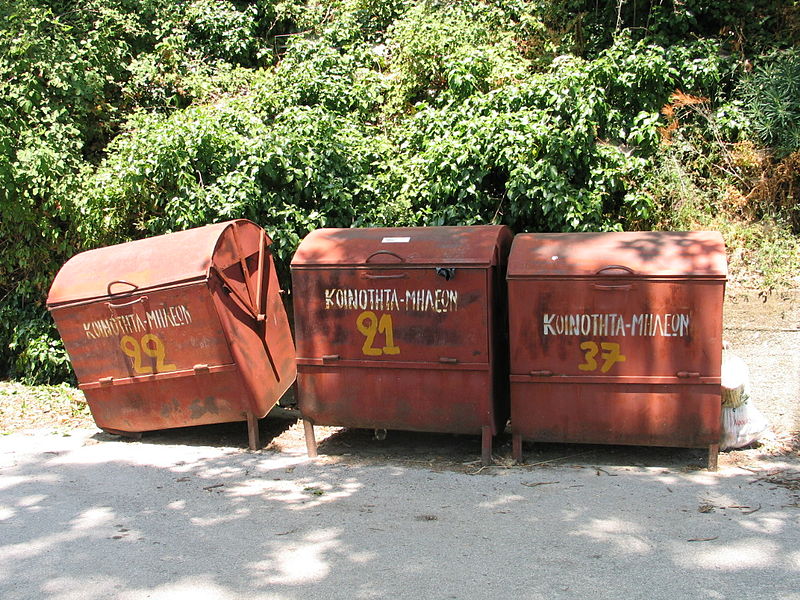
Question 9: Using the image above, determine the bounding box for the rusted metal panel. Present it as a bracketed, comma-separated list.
[297, 368, 494, 433]
[291, 226, 513, 463]
[507, 231, 727, 279]
[291, 226, 512, 267]
[507, 231, 726, 466]
[510, 383, 722, 447]
[48, 222, 234, 306]
[47, 220, 296, 444]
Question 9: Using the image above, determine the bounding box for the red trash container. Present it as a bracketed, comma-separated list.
[291, 226, 513, 464]
[47, 220, 296, 448]
[507, 231, 727, 469]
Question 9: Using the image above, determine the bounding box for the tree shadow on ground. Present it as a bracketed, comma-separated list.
[1, 425, 798, 600]
[92, 406, 301, 449]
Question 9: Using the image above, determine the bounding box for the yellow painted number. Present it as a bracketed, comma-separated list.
[578, 341, 598, 371]
[120, 334, 177, 375]
[578, 341, 626, 373]
[356, 311, 400, 356]
[599, 342, 626, 373]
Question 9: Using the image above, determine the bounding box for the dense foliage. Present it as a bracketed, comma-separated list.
[1, 0, 799, 383]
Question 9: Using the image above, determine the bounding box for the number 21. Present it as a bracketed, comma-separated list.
[356, 311, 400, 356]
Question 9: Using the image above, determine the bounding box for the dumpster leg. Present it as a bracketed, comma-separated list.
[512, 432, 523, 463]
[246, 412, 260, 451]
[102, 428, 142, 440]
[707, 443, 719, 471]
[303, 418, 318, 458]
[481, 425, 492, 466]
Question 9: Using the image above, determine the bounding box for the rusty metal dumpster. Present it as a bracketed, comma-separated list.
[47, 220, 296, 449]
[507, 231, 727, 469]
[291, 226, 513, 464]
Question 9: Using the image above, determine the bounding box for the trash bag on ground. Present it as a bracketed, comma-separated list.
[720, 346, 770, 450]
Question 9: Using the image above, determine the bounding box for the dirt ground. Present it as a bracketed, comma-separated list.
[1, 287, 798, 472]
[721, 289, 800, 457]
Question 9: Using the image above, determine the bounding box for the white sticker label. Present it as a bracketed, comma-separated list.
[381, 237, 410, 243]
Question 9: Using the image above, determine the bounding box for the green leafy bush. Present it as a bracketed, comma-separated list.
[739, 49, 800, 157]
[1, 0, 798, 382]
[0, 298, 72, 385]
[256, 38, 389, 119]
[84, 99, 408, 284]
[387, 1, 528, 108]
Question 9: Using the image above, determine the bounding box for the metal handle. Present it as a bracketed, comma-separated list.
[593, 284, 633, 291]
[107, 280, 139, 296]
[322, 354, 340, 362]
[106, 295, 148, 309]
[529, 370, 553, 377]
[255, 230, 267, 319]
[211, 266, 258, 320]
[596, 265, 635, 276]
[365, 250, 405, 263]
[363, 273, 408, 280]
[676, 371, 701, 378]
[439, 357, 458, 364]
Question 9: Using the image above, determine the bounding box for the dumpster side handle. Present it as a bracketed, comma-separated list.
[365, 250, 405, 263]
[676, 371, 701, 378]
[596, 265, 635, 275]
[255, 231, 268, 320]
[211, 266, 259, 320]
[230, 221, 259, 316]
[107, 295, 149, 309]
[107, 280, 140, 296]
[210, 266, 281, 383]
[363, 273, 408, 280]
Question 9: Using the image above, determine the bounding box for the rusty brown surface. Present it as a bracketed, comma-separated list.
[47, 220, 296, 435]
[291, 226, 513, 443]
[507, 231, 727, 454]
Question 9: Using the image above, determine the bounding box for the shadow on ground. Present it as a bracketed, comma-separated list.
[1, 424, 798, 600]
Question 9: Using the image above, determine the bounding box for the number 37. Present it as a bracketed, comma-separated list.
[578, 341, 626, 373]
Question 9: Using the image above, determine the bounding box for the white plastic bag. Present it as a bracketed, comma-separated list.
[719, 347, 770, 450]
[721, 348, 750, 408]
[721, 402, 770, 450]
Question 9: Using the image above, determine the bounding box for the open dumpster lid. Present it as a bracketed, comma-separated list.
[291, 226, 513, 268]
[507, 231, 727, 279]
[47, 220, 269, 307]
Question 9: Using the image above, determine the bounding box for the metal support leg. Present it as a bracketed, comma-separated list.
[246, 412, 260, 451]
[512, 432, 523, 463]
[303, 418, 318, 458]
[481, 425, 492, 466]
[102, 428, 143, 440]
[707, 443, 719, 471]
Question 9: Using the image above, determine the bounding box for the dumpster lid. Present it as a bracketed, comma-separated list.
[507, 231, 727, 278]
[291, 226, 513, 267]
[47, 220, 270, 306]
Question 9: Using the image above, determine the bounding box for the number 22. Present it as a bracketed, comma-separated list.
[120, 334, 177, 375]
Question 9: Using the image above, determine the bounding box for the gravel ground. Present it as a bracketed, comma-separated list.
[722, 289, 799, 461]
